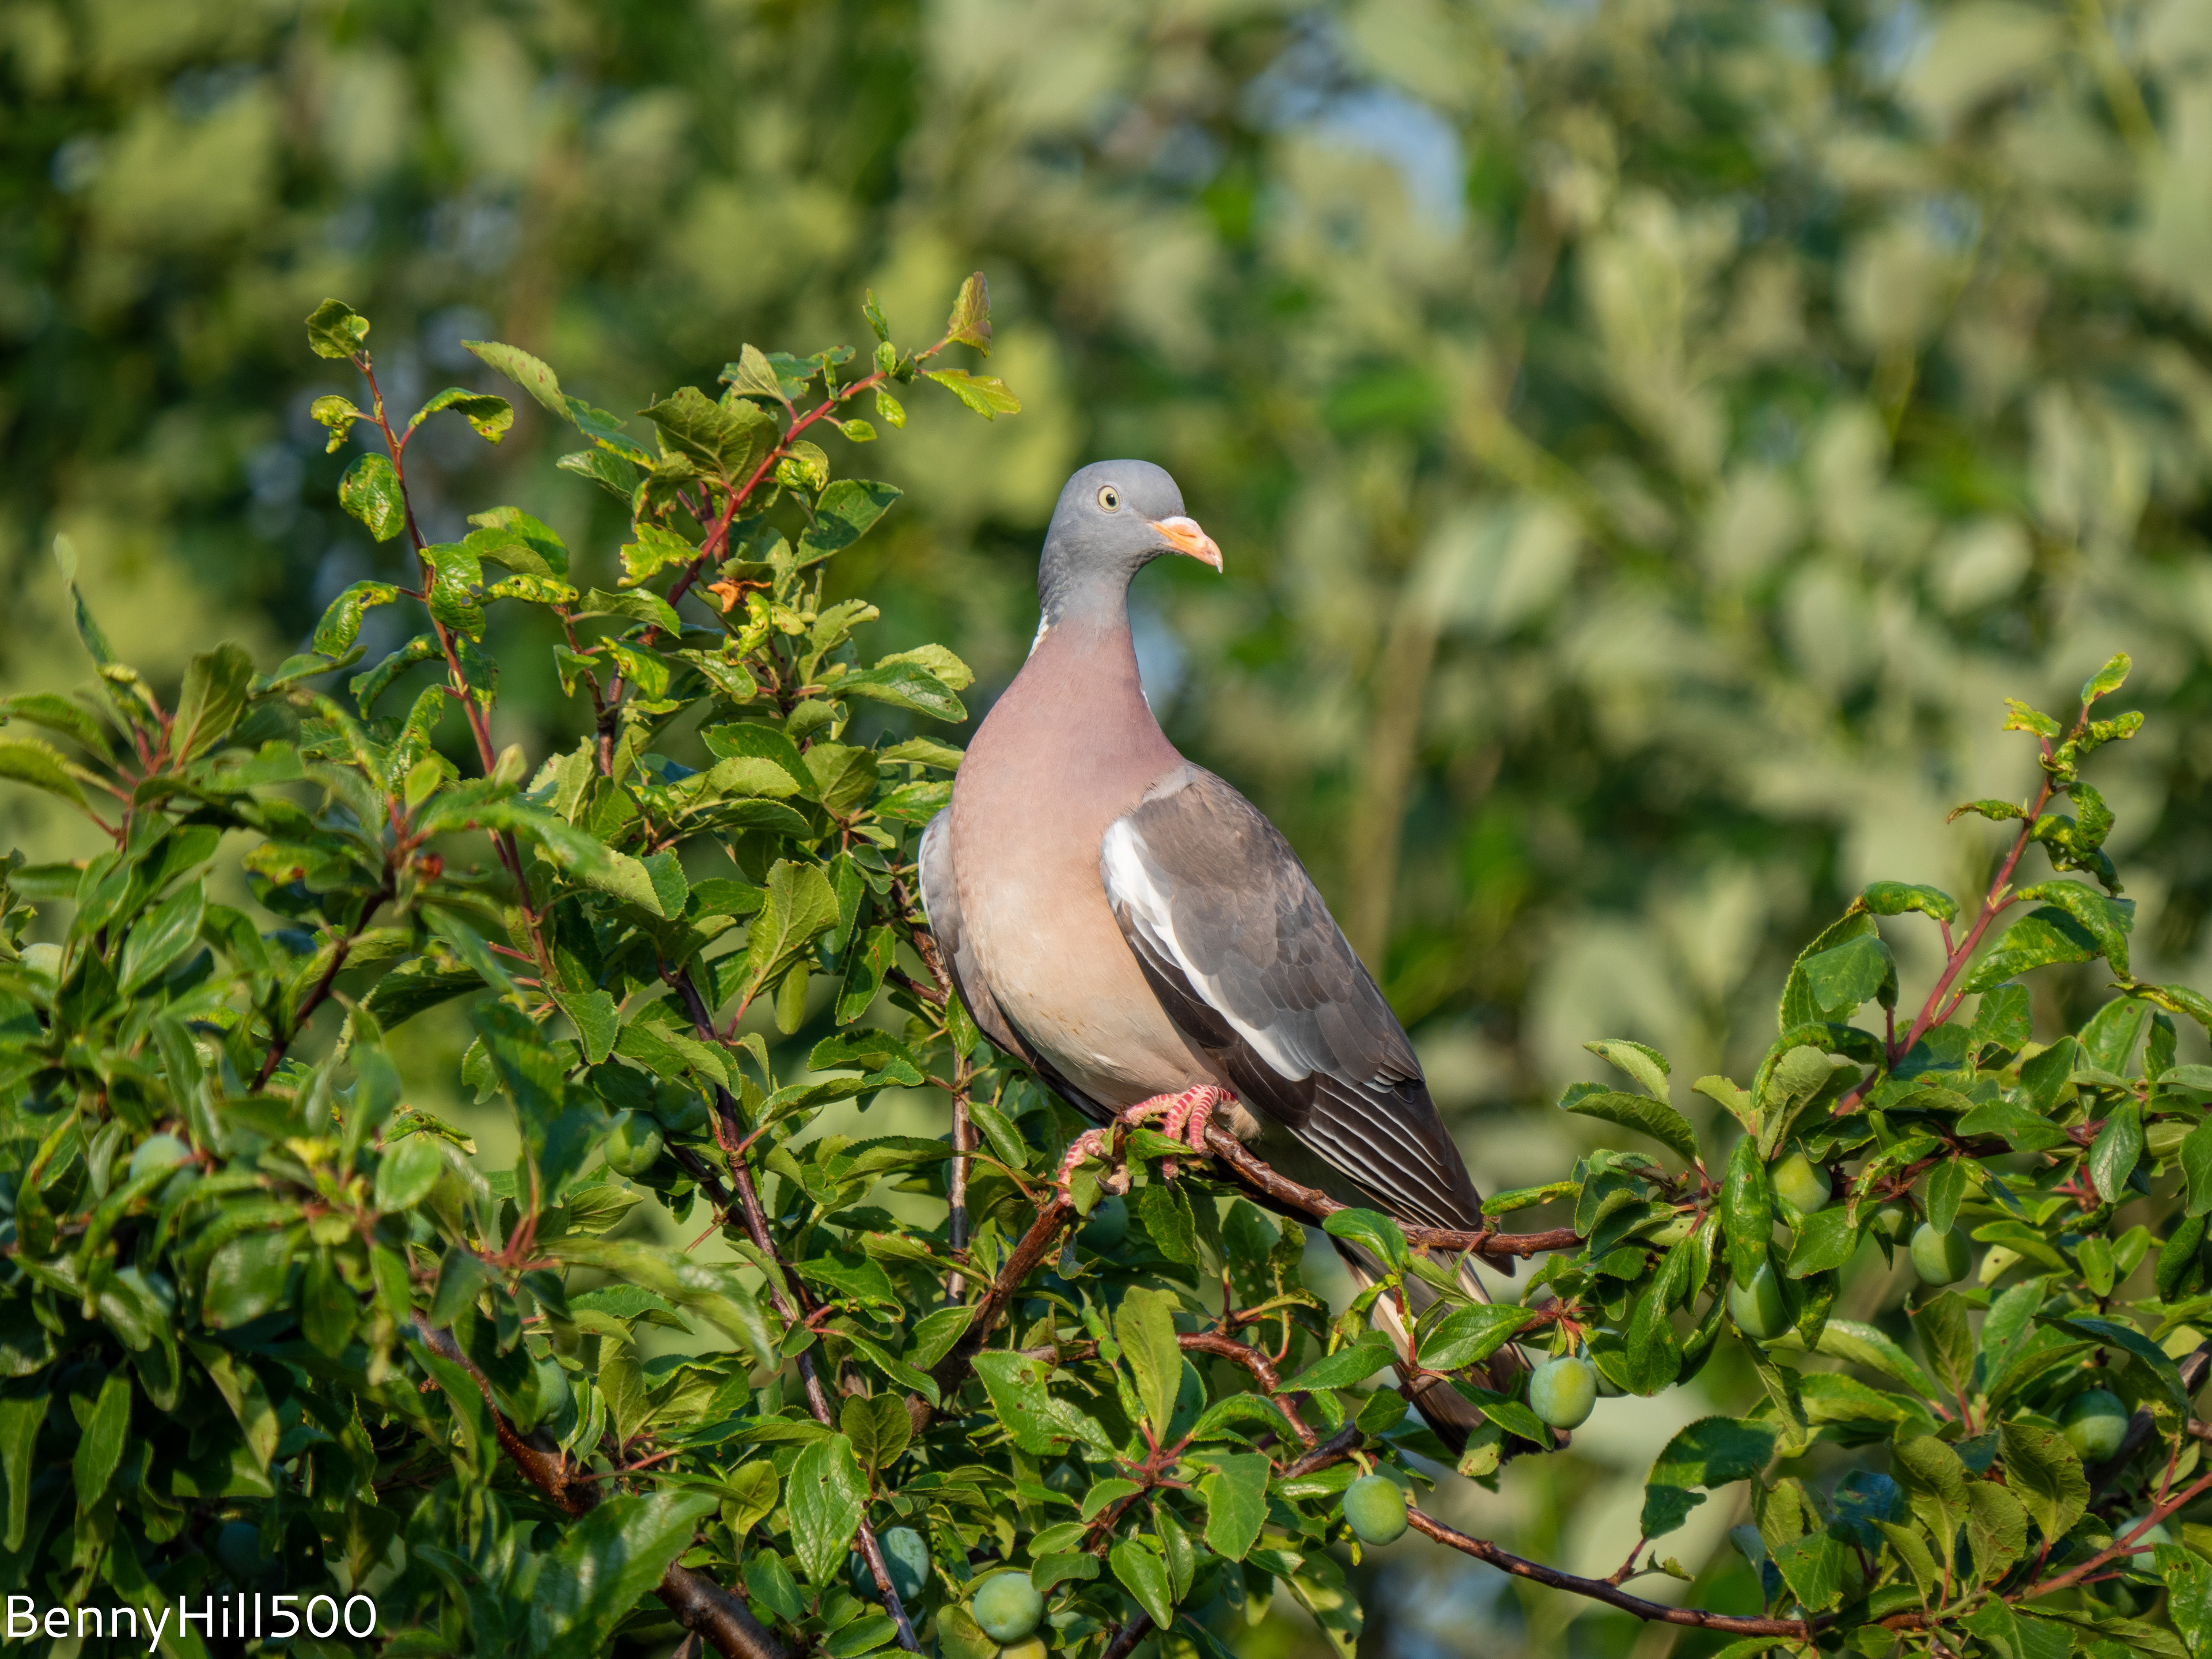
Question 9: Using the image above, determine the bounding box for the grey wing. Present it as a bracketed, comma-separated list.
[1099, 767, 1488, 1237]
[918, 809, 1111, 1122]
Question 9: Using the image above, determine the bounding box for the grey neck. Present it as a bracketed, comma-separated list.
[1036, 544, 1145, 643]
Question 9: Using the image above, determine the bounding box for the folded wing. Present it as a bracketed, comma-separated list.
[1099, 765, 1488, 1238]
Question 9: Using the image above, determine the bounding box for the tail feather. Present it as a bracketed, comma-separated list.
[1331, 1240, 1535, 1459]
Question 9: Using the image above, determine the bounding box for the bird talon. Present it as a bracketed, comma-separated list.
[1056, 1086, 1233, 1199]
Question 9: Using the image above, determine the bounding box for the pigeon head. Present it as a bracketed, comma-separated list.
[1036, 460, 1221, 633]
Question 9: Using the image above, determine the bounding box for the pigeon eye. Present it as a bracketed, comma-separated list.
[1096, 485, 1120, 511]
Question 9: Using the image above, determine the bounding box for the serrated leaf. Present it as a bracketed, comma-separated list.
[1639, 1416, 1778, 1539]
[1559, 1088, 1698, 1163]
[1861, 881, 1959, 922]
[923, 369, 1021, 418]
[1199, 1454, 1270, 1560]
[945, 272, 992, 353]
[305, 298, 369, 359]
[411, 387, 513, 442]
[0, 738, 88, 810]
[1997, 1418, 2088, 1543]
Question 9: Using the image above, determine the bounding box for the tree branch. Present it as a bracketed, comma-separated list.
[1201, 1127, 1577, 1262]
[1406, 1506, 1812, 1638]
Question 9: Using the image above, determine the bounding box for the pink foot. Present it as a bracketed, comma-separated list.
[1056, 1085, 1233, 1200]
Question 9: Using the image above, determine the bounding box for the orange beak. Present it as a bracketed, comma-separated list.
[1152, 515, 1223, 571]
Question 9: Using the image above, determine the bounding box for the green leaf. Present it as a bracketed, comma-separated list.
[2182, 1122, 2212, 1217]
[788, 1434, 868, 1586]
[0, 737, 88, 810]
[305, 298, 369, 359]
[1283, 1332, 1393, 1393]
[840, 1392, 912, 1476]
[1912, 1292, 1975, 1403]
[1802, 932, 1895, 1012]
[2158, 1544, 2212, 1657]
[72, 1370, 130, 1507]
[2081, 652, 2132, 705]
[1719, 1134, 1772, 1285]
[797, 480, 904, 566]
[2079, 996, 2152, 1075]
[203, 1226, 298, 1329]
[175, 642, 255, 761]
[117, 879, 206, 994]
[411, 387, 514, 442]
[1109, 1537, 1176, 1630]
[312, 581, 401, 658]
[1783, 1205, 1862, 1278]
[1861, 881, 1959, 923]
[2089, 1100, 2145, 1205]
[969, 1350, 1056, 1454]
[1198, 1454, 1270, 1560]
[639, 386, 778, 482]
[376, 1133, 448, 1211]
[576, 586, 681, 635]
[528, 1490, 719, 1653]
[923, 368, 1022, 418]
[1640, 1416, 1778, 1539]
[1323, 1209, 1408, 1271]
[1965, 1480, 2028, 1584]
[1417, 1304, 1532, 1372]
[464, 338, 568, 417]
[1769, 1526, 1846, 1612]
[1117, 1285, 1185, 1438]
[1963, 907, 2098, 994]
[466, 505, 570, 578]
[0, 692, 114, 763]
[1969, 983, 2032, 1055]
[553, 989, 620, 1065]
[945, 271, 993, 353]
[1926, 1158, 1969, 1234]
[1558, 1088, 1699, 1164]
[834, 661, 965, 723]
[740, 861, 840, 1006]
[339, 452, 407, 541]
[2014, 881, 2134, 977]
[1892, 1435, 1971, 1555]
[430, 1246, 494, 1328]
[1997, 1418, 2088, 1543]
[0, 1389, 42, 1551]
[1584, 1037, 1672, 1099]
[2055, 1314, 2186, 1406]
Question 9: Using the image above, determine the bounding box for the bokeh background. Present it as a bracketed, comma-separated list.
[7, 0, 2212, 1654]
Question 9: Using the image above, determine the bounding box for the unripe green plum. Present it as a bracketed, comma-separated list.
[2060, 1389, 2130, 1463]
[604, 1111, 663, 1177]
[128, 1134, 194, 1184]
[1771, 1153, 1831, 1217]
[972, 1571, 1043, 1642]
[1729, 1262, 1790, 1339]
[1342, 1474, 1408, 1545]
[1873, 1203, 1912, 1244]
[1078, 1194, 1128, 1250]
[998, 1641, 1048, 1659]
[652, 1091, 712, 1136]
[1910, 1223, 1972, 1286]
[1528, 1355, 1598, 1429]
[2120, 1514, 2173, 1550]
[215, 1521, 262, 1581]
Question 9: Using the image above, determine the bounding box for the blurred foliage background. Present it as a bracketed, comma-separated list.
[7, 0, 2212, 1654]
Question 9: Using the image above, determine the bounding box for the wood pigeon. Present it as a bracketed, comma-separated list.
[919, 460, 1516, 1443]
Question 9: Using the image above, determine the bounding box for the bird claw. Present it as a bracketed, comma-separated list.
[1055, 1085, 1232, 1203]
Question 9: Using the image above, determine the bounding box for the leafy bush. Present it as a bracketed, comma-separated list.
[2, 282, 2211, 1659]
